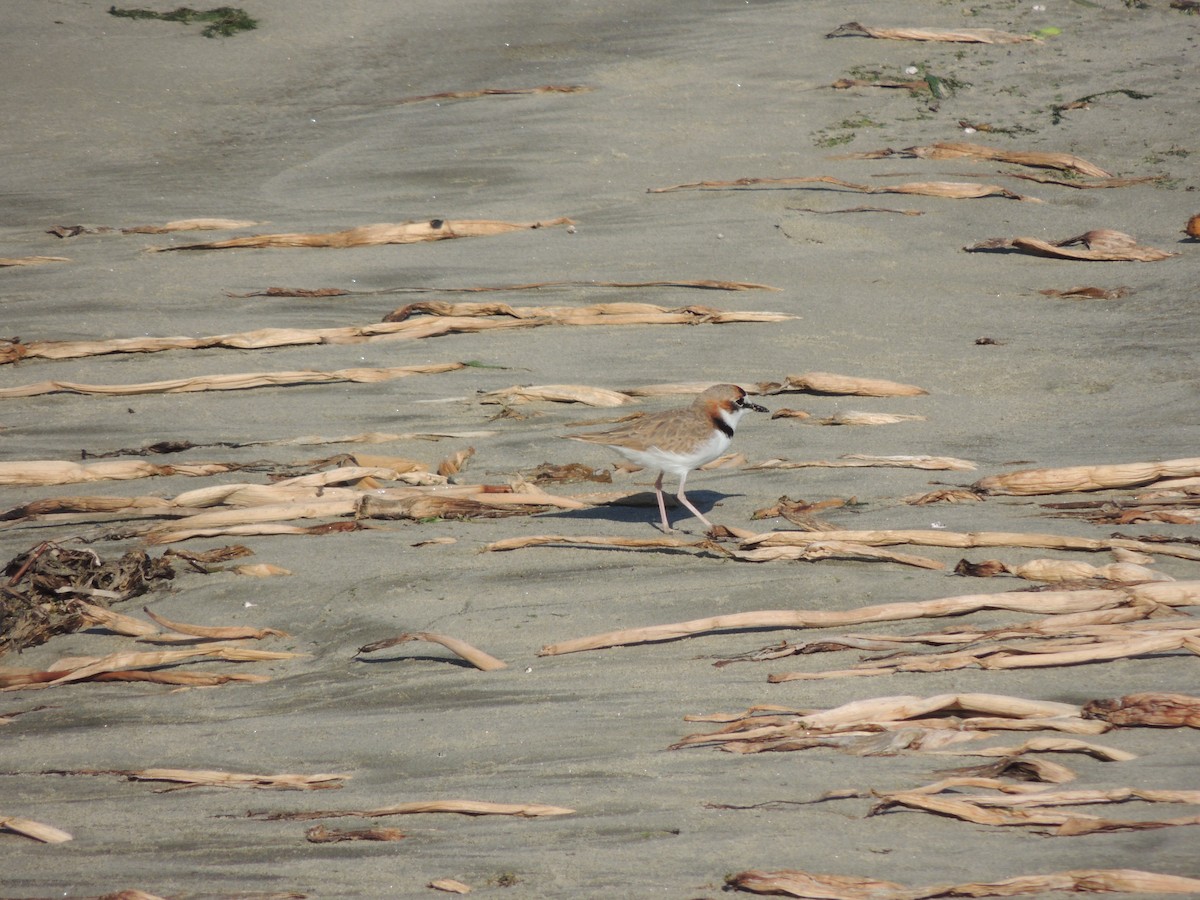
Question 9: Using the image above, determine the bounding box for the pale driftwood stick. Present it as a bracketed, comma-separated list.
[728, 867, 1200, 898]
[358, 632, 507, 671]
[253, 799, 574, 820]
[0, 362, 466, 399]
[0, 815, 72, 843]
[45, 768, 349, 790]
[537, 582, 1200, 655]
[975, 457, 1200, 496]
[741, 529, 1200, 562]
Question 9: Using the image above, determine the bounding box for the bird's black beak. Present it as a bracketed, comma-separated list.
[742, 398, 768, 413]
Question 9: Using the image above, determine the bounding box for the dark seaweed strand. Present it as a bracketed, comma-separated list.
[108, 6, 258, 38]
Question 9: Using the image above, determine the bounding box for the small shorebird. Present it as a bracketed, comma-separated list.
[566, 383, 767, 532]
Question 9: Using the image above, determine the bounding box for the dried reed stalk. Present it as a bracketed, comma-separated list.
[1083, 692, 1200, 728]
[480, 384, 638, 407]
[965, 229, 1175, 261]
[231, 563, 291, 577]
[672, 694, 1104, 753]
[1009, 173, 1162, 189]
[959, 557, 1171, 584]
[537, 581, 1200, 655]
[0, 460, 243, 486]
[0, 362, 466, 399]
[253, 799, 575, 820]
[0, 256, 70, 267]
[747, 455, 974, 471]
[743, 529, 1200, 561]
[771, 372, 928, 396]
[429, 878, 472, 894]
[814, 411, 926, 426]
[0, 646, 303, 691]
[728, 867, 1200, 898]
[767, 625, 1200, 681]
[944, 736, 1136, 762]
[73, 603, 160, 637]
[975, 457, 1200, 495]
[876, 142, 1111, 177]
[382, 299, 792, 323]
[0, 320, 532, 364]
[869, 787, 1200, 836]
[48, 768, 348, 790]
[306, 824, 405, 842]
[390, 84, 589, 104]
[141, 608, 287, 641]
[358, 632, 507, 671]
[0, 815, 72, 843]
[3, 303, 790, 366]
[649, 174, 1037, 200]
[49, 218, 261, 236]
[234, 278, 781, 297]
[155, 217, 575, 251]
[826, 21, 1042, 43]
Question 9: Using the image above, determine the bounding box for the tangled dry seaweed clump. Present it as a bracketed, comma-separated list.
[0, 545, 175, 655]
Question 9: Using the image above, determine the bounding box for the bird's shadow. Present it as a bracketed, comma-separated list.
[544, 489, 736, 530]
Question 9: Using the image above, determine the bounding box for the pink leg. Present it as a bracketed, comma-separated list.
[675, 470, 714, 530]
[653, 471, 672, 532]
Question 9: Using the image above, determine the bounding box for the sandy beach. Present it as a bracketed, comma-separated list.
[2, 1, 1198, 897]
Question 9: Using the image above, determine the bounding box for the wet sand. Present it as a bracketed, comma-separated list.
[2, 2, 1198, 897]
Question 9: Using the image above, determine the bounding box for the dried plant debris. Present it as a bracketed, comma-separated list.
[748, 455, 973, 471]
[0, 645, 303, 692]
[1051, 89, 1153, 125]
[0, 361, 466, 399]
[481, 384, 639, 407]
[0, 303, 791, 367]
[536, 581, 1200, 655]
[1083, 692, 1200, 728]
[382, 299, 792, 324]
[975, 457, 1200, 496]
[153, 217, 574, 251]
[965, 229, 1176, 261]
[0, 814, 72, 844]
[649, 174, 1039, 201]
[727, 867, 1200, 898]
[1185, 214, 1200, 240]
[234, 278, 781, 297]
[48, 218, 261, 237]
[832, 77, 932, 93]
[389, 84, 589, 105]
[1039, 285, 1132, 300]
[790, 206, 923, 216]
[906, 488, 985, 505]
[954, 556, 1172, 585]
[0, 256, 70, 267]
[526, 463, 612, 484]
[848, 142, 1112, 177]
[1, 545, 176, 655]
[826, 21, 1042, 43]
[674, 694, 1107, 753]
[357, 633, 507, 671]
[0, 459, 249, 486]
[140, 608, 288, 643]
[250, 799, 575, 821]
[765, 372, 927, 397]
[108, 6, 258, 38]
[306, 824, 405, 843]
[1008, 172, 1162, 189]
[429, 879, 473, 895]
[44, 768, 348, 791]
[866, 783, 1200, 836]
[743, 529, 1200, 561]
[767, 621, 1200, 682]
